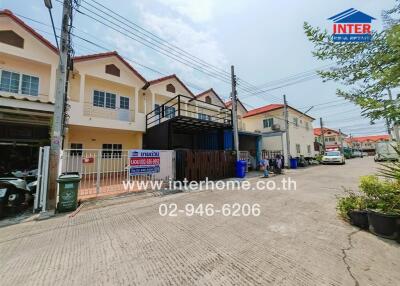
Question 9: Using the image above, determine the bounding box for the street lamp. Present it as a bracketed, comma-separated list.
[44, 0, 53, 9]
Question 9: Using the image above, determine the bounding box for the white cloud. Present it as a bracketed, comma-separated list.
[157, 0, 215, 23]
[144, 13, 226, 64]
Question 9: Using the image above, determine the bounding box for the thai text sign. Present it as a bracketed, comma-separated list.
[129, 150, 160, 175]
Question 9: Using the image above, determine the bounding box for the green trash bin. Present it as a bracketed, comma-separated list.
[57, 173, 81, 212]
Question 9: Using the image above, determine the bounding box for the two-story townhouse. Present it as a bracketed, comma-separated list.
[225, 99, 248, 131]
[0, 10, 58, 170]
[64, 51, 147, 153]
[142, 75, 232, 150]
[346, 134, 390, 155]
[242, 104, 315, 161]
[314, 127, 348, 152]
[192, 88, 226, 121]
[142, 74, 198, 130]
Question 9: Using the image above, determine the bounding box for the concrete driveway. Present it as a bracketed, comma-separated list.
[0, 157, 399, 285]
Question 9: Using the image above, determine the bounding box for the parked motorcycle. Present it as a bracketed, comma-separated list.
[0, 167, 40, 217]
[0, 178, 29, 217]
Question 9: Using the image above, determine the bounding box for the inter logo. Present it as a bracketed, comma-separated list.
[328, 8, 375, 42]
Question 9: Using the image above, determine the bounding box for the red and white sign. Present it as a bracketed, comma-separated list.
[82, 157, 94, 164]
[130, 157, 160, 166]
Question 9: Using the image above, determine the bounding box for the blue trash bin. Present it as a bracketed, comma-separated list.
[235, 160, 246, 178]
[290, 158, 298, 169]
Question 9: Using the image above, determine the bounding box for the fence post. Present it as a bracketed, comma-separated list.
[34, 147, 43, 212]
[96, 149, 101, 195]
[178, 95, 181, 116]
[41, 146, 50, 213]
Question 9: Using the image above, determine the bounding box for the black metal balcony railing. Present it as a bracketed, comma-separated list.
[146, 94, 232, 129]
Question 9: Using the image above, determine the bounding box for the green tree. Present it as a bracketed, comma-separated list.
[304, 2, 400, 123]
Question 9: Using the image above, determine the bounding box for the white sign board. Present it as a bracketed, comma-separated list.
[128, 150, 175, 180]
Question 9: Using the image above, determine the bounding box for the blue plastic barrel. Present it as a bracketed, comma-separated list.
[235, 160, 246, 178]
[290, 158, 298, 169]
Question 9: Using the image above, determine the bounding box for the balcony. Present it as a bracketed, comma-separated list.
[146, 94, 232, 131]
[68, 101, 145, 132]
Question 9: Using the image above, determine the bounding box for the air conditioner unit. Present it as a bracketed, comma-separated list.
[272, 124, 281, 131]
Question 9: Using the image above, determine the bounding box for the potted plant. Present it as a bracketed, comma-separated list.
[359, 175, 400, 240]
[336, 190, 370, 229]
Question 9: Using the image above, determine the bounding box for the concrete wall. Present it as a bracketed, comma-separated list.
[65, 125, 142, 150]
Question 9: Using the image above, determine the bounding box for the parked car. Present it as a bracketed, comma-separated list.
[374, 142, 398, 162]
[321, 151, 346, 165]
[352, 150, 363, 158]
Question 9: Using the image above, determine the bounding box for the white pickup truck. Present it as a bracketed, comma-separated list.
[374, 142, 399, 162]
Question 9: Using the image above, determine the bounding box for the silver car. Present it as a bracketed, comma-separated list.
[321, 151, 346, 165]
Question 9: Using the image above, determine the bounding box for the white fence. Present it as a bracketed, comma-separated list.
[61, 149, 175, 199]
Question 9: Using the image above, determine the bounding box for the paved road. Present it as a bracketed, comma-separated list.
[0, 157, 399, 285]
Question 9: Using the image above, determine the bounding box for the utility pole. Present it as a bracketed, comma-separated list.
[231, 65, 239, 161]
[349, 133, 353, 150]
[388, 89, 400, 141]
[46, 0, 72, 210]
[283, 94, 290, 166]
[339, 128, 344, 153]
[319, 117, 325, 153]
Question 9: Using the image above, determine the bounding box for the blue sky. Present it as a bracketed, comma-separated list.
[0, 0, 396, 135]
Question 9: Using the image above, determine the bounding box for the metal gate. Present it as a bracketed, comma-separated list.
[261, 150, 283, 159]
[61, 149, 175, 200]
[175, 150, 235, 181]
[34, 146, 50, 213]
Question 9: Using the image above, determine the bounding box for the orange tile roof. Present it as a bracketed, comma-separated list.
[243, 104, 284, 118]
[0, 9, 58, 53]
[346, 134, 390, 143]
[313, 127, 340, 136]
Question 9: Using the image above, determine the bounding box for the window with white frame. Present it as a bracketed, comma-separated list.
[93, 90, 116, 109]
[120, 96, 129, 110]
[0, 70, 39, 96]
[105, 92, 116, 109]
[198, 113, 211, 121]
[263, 118, 274, 128]
[21, 74, 39, 96]
[165, 106, 176, 119]
[102, 143, 122, 158]
[70, 143, 83, 156]
[307, 145, 311, 154]
[305, 122, 309, 130]
[293, 117, 298, 127]
[296, 144, 301, 154]
[93, 90, 105, 107]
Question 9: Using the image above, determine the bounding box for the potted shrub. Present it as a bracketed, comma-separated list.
[336, 190, 369, 229]
[359, 175, 400, 240]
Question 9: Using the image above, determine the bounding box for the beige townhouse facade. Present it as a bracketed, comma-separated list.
[65, 51, 147, 151]
[0, 10, 58, 169]
[242, 104, 315, 159]
[314, 127, 348, 152]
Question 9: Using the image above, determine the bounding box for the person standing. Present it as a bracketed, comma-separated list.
[260, 158, 270, 178]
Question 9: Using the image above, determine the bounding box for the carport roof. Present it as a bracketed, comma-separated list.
[0, 93, 53, 105]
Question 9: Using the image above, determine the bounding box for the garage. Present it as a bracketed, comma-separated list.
[0, 95, 53, 173]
